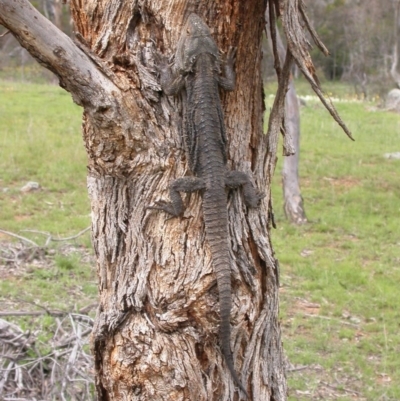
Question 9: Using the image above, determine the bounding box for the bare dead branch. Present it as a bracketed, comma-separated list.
[79, 303, 97, 314]
[0, 230, 38, 247]
[303, 313, 359, 328]
[0, 29, 10, 38]
[51, 227, 91, 242]
[266, 15, 308, 225]
[0, 314, 94, 399]
[286, 365, 309, 372]
[0, 256, 15, 262]
[266, 48, 295, 160]
[268, 1, 282, 79]
[0, 306, 96, 320]
[320, 381, 362, 396]
[21, 226, 90, 243]
[55, 328, 92, 349]
[0, 0, 118, 107]
[298, 0, 329, 56]
[0, 311, 67, 317]
[281, 0, 354, 141]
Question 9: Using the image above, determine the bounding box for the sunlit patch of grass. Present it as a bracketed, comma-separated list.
[0, 80, 89, 235]
[0, 252, 96, 309]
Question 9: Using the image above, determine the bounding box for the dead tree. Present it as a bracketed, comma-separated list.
[282, 78, 307, 224]
[267, 18, 307, 225]
[0, 0, 351, 399]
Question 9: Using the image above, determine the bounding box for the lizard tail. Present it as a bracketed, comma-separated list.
[219, 288, 248, 397]
[203, 193, 248, 397]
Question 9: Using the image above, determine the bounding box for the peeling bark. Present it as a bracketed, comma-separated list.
[0, 0, 350, 400]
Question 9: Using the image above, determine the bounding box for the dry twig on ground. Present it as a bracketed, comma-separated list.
[0, 311, 94, 400]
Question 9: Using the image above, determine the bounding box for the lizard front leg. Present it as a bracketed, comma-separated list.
[150, 177, 206, 216]
[156, 52, 186, 96]
[225, 170, 263, 208]
[218, 46, 236, 91]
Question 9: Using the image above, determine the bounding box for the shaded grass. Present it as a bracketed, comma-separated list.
[268, 81, 400, 399]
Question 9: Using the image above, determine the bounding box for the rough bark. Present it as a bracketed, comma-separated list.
[0, 0, 351, 400]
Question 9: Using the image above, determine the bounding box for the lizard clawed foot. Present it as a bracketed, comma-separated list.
[244, 191, 265, 208]
[257, 191, 266, 204]
[226, 46, 237, 66]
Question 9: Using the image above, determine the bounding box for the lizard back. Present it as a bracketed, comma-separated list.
[152, 14, 262, 397]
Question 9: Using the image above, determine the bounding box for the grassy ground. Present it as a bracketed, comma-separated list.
[267, 81, 400, 400]
[0, 81, 89, 235]
[0, 80, 96, 398]
[0, 80, 95, 314]
[1, 78, 399, 399]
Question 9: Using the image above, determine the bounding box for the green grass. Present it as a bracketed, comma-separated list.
[0, 64, 56, 84]
[0, 81, 95, 339]
[1, 79, 399, 399]
[267, 80, 400, 399]
[0, 80, 89, 236]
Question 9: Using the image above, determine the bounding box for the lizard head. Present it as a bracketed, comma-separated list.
[185, 13, 212, 37]
[176, 13, 219, 73]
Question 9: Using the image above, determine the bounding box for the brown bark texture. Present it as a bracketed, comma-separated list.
[0, 0, 351, 400]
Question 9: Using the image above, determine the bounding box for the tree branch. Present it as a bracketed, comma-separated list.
[0, 29, 10, 38]
[0, 229, 39, 247]
[281, 0, 354, 141]
[0, 0, 117, 108]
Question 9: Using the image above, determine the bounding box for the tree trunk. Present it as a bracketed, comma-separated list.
[0, 0, 285, 399]
[0, 0, 351, 399]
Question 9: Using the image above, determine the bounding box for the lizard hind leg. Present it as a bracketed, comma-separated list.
[149, 177, 206, 216]
[225, 170, 264, 208]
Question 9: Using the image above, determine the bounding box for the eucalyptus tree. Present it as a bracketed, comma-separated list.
[0, 0, 350, 399]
